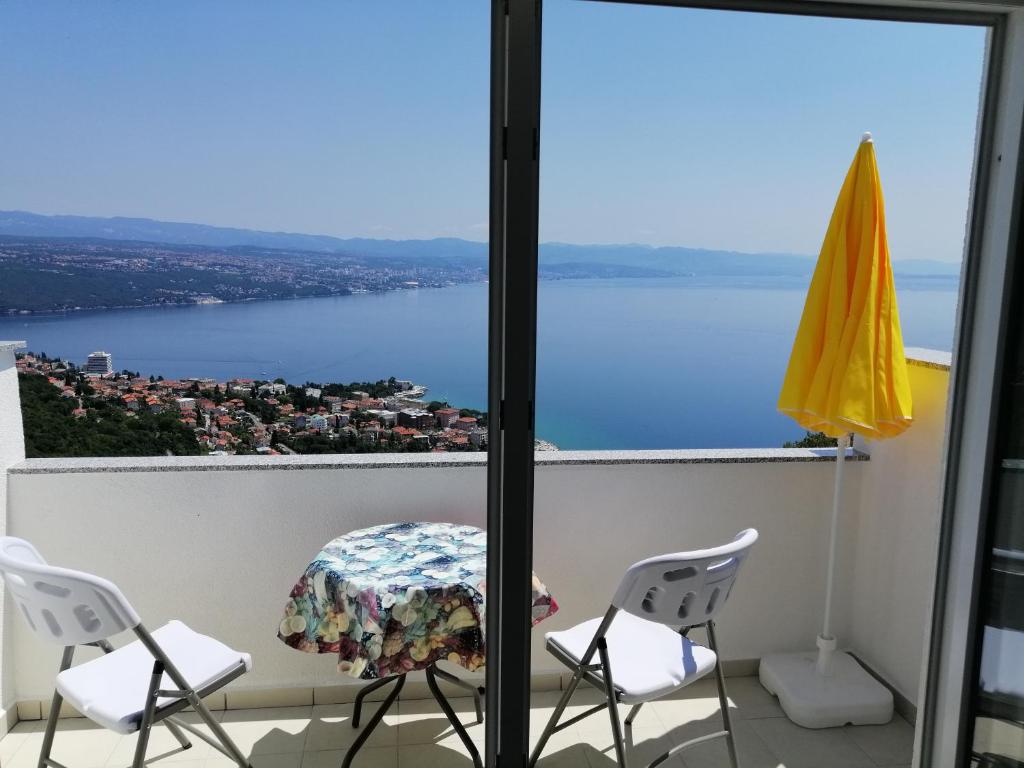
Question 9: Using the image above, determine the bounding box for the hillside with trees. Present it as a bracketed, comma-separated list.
[18, 372, 201, 457]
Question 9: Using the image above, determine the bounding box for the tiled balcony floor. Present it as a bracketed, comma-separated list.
[0, 677, 914, 768]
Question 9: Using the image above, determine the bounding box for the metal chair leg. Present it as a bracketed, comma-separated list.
[39, 647, 75, 768]
[187, 693, 252, 768]
[597, 638, 628, 768]
[707, 621, 740, 768]
[132, 661, 165, 768]
[624, 704, 643, 727]
[163, 718, 193, 750]
[128, 625, 248, 768]
[528, 667, 587, 768]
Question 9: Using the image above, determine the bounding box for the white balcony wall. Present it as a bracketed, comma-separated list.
[0, 342, 26, 732]
[6, 457, 487, 702]
[1, 350, 950, 719]
[531, 456, 861, 673]
[6, 452, 858, 704]
[851, 353, 953, 711]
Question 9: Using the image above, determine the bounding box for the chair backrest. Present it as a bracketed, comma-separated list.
[0, 537, 141, 645]
[612, 529, 758, 627]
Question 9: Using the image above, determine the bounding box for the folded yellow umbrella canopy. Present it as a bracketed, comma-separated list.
[778, 134, 913, 440]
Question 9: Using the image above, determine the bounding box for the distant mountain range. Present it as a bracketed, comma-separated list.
[0, 210, 961, 278]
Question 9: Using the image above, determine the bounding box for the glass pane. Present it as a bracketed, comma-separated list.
[0, 3, 490, 462]
[970, 291, 1024, 763]
[535, 3, 980, 452]
[0, 3, 494, 767]
[532, 3, 985, 767]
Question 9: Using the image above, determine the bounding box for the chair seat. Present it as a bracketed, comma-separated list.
[56, 621, 252, 734]
[546, 612, 716, 704]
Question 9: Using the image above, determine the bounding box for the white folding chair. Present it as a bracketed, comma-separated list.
[529, 528, 758, 768]
[0, 537, 253, 768]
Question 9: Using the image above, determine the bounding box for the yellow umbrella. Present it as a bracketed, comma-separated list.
[760, 133, 911, 728]
[779, 133, 913, 438]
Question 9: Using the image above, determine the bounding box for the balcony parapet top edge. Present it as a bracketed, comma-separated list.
[905, 347, 952, 371]
[8, 447, 867, 475]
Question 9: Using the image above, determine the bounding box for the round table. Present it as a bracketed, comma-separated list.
[278, 521, 559, 768]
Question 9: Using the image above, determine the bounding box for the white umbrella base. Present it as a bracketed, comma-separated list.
[759, 650, 894, 728]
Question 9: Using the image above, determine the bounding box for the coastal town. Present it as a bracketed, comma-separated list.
[0, 236, 488, 314]
[15, 350, 494, 456]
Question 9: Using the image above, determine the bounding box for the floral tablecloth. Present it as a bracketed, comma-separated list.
[278, 521, 558, 679]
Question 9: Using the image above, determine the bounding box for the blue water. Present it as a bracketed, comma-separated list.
[0, 277, 958, 449]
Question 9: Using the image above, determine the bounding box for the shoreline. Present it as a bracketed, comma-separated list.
[0, 280, 488, 318]
[0, 273, 960, 319]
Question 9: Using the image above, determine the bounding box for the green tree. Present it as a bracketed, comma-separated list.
[459, 408, 488, 428]
[783, 431, 838, 448]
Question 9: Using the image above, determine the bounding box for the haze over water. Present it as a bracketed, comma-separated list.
[0, 276, 958, 450]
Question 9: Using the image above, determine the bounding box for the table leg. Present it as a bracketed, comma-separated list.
[341, 674, 404, 768]
[352, 675, 402, 728]
[425, 664, 483, 768]
[429, 664, 485, 723]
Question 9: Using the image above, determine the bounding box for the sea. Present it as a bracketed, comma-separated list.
[0, 276, 959, 450]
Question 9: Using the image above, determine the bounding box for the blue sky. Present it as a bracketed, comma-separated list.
[0, 1, 986, 262]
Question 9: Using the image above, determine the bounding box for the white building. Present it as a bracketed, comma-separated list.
[258, 383, 287, 396]
[366, 409, 398, 427]
[83, 350, 112, 377]
[304, 387, 322, 399]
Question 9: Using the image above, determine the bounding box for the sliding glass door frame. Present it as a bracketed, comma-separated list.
[919, 11, 1024, 766]
[485, 2, 1024, 766]
[487, 1, 543, 767]
[961, 154, 1024, 764]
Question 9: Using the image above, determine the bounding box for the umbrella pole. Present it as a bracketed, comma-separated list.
[759, 430, 892, 725]
[817, 432, 849, 676]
